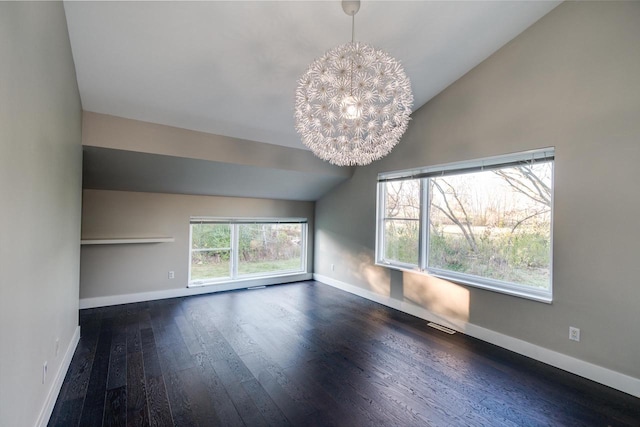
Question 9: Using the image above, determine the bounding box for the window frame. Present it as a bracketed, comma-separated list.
[375, 148, 555, 303]
[189, 217, 308, 286]
[377, 178, 423, 270]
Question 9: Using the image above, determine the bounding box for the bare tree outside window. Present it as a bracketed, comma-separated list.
[428, 162, 552, 288]
[378, 153, 554, 296]
[382, 179, 421, 265]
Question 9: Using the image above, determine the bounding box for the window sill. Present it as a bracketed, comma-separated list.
[81, 237, 174, 245]
[188, 271, 309, 288]
[376, 262, 552, 304]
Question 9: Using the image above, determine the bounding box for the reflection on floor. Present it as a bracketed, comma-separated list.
[49, 281, 640, 426]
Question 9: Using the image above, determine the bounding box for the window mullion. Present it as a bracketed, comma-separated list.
[302, 223, 308, 271]
[381, 183, 387, 263]
[419, 178, 429, 271]
[231, 224, 238, 279]
[188, 224, 194, 282]
[376, 182, 385, 263]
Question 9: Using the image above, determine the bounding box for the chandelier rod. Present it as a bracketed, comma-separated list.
[343, 1, 360, 99]
[350, 14, 355, 97]
[342, 0, 360, 42]
[351, 14, 355, 43]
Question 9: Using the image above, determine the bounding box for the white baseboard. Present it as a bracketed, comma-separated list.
[314, 273, 640, 399]
[36, 325, 81, 427]
[79, 273, 312, 309]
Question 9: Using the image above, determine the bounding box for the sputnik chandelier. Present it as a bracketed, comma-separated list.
[294, 0, 413, 166]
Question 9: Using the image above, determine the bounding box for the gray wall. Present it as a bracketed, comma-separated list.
[81, 112, 352, 201]
[0, 2, 82, 426]
[81, 189, 314, 300]
[315, 1, 640, 379]
[82, 111, 352, 176]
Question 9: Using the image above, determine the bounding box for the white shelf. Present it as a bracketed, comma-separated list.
[81, 237, 175, 245]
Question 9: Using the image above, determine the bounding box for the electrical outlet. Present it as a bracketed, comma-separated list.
[168, 271, 175, 279]
[569, 326, 580, 342]
[42, 361, 48, 384]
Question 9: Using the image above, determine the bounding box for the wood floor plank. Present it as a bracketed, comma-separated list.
[216, 320, 260, 357]
[49, 281, 640, 427]
[193, 352, 245, 427]
[145, 375, 173, 427]
[126, 351, 149, 427]
[240, 350, 317, 417]
[184, 306, 237, 361]
[368, 330, 571, 425]
[241, 378, 291, 426]
[173, 315, 203, 356]
[78, 323, 112, 426]
[170, 366, 222, 426]
[103, 386, 127, 427]
[138, 309, 152, 331]
[245, 367, 311, 426]
[319, 348, 428, 416]
[157, 343, 196, 374]
[281, 361, 373, 427]
[47, 397, 83, 427]
[241, 322, 319, 369]
[162, 369, 200, 427]
[212, 357, 270, 427]
[107, 331, 127, 390]
[54, 330, 98, 405]
[341, 341, 484, 420]
[125, 313, 142, 354]
[309, 351, 428, 426]
[140, 328, 163, 378]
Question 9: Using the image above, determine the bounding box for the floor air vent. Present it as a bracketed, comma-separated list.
[427, 322, 456, 334]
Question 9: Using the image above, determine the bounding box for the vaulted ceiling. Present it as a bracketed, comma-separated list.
[64, 1, 560, 200]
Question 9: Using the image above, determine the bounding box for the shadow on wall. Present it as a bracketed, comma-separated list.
[403, 271, 470, 329]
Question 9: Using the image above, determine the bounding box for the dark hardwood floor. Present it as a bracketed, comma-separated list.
[49, 281, 640, 426]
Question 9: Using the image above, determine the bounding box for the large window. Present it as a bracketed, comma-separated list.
[190, 218, 307, 285]
[376, 148, 554, 302]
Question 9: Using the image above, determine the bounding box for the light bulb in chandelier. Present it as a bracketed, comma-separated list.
[341, 96, 361, 120]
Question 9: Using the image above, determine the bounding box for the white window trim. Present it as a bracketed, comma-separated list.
[189, 217, 308, 287]
[375, 148, 554, 303]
